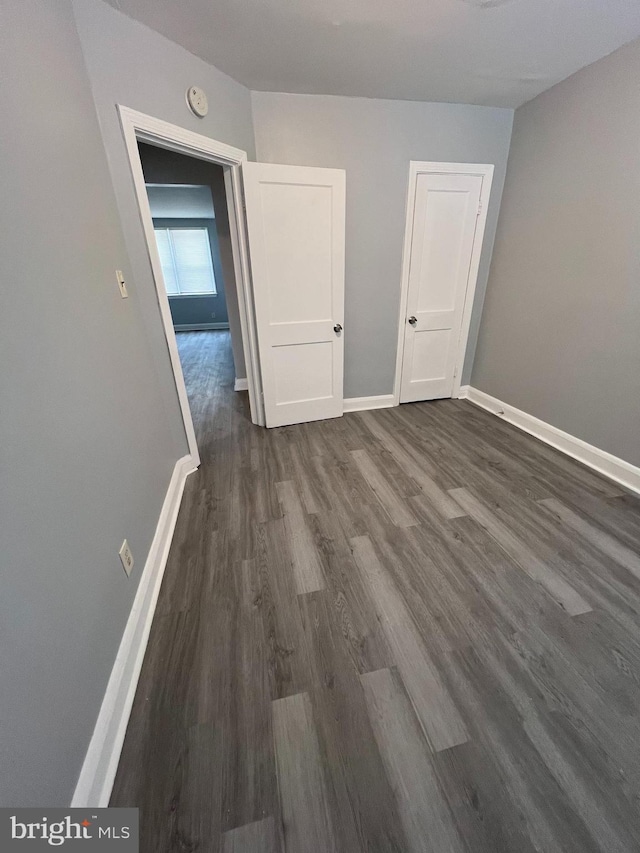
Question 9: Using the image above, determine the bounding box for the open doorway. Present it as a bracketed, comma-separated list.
[137, 142, 247, 444]
[118, 107, 264, 467]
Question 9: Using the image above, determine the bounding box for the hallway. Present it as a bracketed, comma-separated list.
[112, 331, 640, 852]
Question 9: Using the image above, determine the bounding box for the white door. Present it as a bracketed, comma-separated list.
[243, 162, 346, 428]
[399, 169, 486, 403]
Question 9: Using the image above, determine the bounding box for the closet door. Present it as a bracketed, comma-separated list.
[400, 170, 484, 403]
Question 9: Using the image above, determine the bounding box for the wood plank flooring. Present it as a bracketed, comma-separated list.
[111, 331, 640, 852]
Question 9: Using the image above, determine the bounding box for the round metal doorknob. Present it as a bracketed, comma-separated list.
[334, 323, 343, 333]
[408, 316, 417, 325]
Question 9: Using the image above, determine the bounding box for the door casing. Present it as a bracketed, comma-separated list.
[393, 161, 494, 406]
[118, 106, 265, 468]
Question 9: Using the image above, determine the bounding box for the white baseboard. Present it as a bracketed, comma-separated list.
[71, 454, 197, 807]
[174, 323, 230, 331]
[234, 377, 248, 391]
[343, 394, 396, 413]
[464, 386, 640, 497]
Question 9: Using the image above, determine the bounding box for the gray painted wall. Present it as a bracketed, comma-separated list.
[0, 0, 183, 805]
[472, 37, 640, 467]
[169, 295, 228, 329]
[146, 185, 216, 219]
[72, 0, 254, 422]
[251, 92, 513, 399]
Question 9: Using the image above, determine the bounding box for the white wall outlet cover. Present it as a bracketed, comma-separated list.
[119, 539, 134, 577]
[186, 86, 208, 118]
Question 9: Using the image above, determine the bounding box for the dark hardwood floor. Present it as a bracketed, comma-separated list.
[111, 330, 640, 853]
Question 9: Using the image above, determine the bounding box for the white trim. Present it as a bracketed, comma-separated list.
[223, 166, 263, 424]
[72, 454, 197, 807]
[343, 394, 395, 413]
[234, 377, 248, 391]
[457, 384, 471, 399]
[174, 323, 230, 331]
[117, 106, 264, 445]
[393, 161, 494, 406]
[465, 387, 640, 497]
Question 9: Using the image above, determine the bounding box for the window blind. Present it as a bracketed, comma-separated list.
[154, 227, 217, 296]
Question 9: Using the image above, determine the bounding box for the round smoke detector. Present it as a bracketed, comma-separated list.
[186, 86, 208, 118]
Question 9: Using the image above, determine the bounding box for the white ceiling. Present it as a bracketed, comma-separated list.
[105, 0, 640, 107]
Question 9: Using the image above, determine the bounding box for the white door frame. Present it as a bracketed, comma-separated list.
[118, 105, 264, 467]
[392, 161, 494, 406]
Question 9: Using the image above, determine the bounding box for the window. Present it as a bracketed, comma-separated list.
[154, 227, 217, 296]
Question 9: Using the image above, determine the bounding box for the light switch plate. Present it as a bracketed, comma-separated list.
[116, 270, 128, 298]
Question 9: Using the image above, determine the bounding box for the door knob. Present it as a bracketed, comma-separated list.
[408, 316, 417, 326]
[334, 323, 343, 333]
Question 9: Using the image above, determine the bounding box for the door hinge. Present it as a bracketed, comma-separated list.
[477, 199, 482, 216]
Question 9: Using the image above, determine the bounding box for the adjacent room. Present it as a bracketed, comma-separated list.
[137, 141, 251, 440]
[3, 0, 640, 850]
